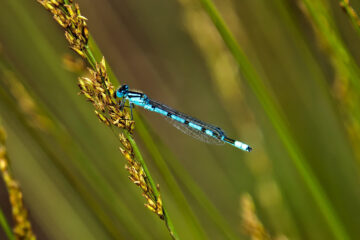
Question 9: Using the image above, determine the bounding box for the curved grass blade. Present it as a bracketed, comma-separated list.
[199, 1, 350, 239]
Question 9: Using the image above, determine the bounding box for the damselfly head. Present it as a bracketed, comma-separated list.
[116, 84, 129, 98]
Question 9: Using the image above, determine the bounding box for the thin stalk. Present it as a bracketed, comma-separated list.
[199, 0, 350, 240]
[82, 26, 180, 240]
[38, 0, 179, 238]
[339, 0, 360, 38]
[85, 31, 179, 240]
[125, 131, 179, 240]
[85, 45, 97, 68]
[0, 208, 15, 240]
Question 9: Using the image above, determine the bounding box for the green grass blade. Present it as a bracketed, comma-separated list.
[199, 0, 350, 239]
[0, 208, 15, 240]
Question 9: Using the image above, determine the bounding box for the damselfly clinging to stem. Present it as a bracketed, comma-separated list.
[115, 85, 252, 152]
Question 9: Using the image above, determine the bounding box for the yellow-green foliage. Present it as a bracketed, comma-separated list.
[1, 0, 360, 239]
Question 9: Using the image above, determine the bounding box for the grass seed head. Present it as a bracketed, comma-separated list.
[39, 0, 164, 223]
[0, 126, 36, 240]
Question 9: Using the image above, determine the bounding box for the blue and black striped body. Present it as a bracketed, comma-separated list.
[116, 85, 252, 152]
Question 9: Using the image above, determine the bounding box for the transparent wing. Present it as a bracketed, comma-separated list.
[147, 99, 225, 145]
[164, 117, 224, 145]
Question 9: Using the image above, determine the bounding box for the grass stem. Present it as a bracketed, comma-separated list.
[0, 208, 15, 240]
[199, 0, 350, 239]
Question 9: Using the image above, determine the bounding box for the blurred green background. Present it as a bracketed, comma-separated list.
[1, 0, 360, 239]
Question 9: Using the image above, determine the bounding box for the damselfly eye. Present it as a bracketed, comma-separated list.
[116, 84, 129, 98]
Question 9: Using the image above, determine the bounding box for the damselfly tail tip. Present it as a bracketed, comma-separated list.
[233, 140, 252, 152]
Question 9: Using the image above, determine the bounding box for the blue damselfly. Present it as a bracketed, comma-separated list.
[115, 85, 252, 152]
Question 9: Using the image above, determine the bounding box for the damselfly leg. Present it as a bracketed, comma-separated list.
[119, 97, 126, 110]
[118, 98, 135, 120]
[129, 103, 134, 120]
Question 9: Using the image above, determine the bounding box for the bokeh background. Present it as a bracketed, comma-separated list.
[1, 0, 360, 239]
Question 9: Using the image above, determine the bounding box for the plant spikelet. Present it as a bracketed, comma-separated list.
[37, 0, 88, 57]
[0, 126, 36, 240]
[241, 194, 271, 240]
[119, 133, 164, 219]
[77, 58, 135, 132]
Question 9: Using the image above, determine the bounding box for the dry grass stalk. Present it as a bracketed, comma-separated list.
[340, 0, 360, 28]
[78, 59, 163, 219]
[119, 133, 164, 219]
[0, 126, 36, 240]
[37, 0, 167, 222]
[37, 0, 89, 58]
[241, 194, 271, 240]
